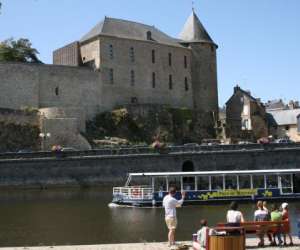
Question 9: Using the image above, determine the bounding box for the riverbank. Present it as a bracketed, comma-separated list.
[0, 238, 299, 250]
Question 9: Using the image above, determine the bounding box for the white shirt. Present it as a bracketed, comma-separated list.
[254, 209, 268, 221]
[162, 194, 184, 218]
[197, 226, 208, 247]
[226, 210, 243, 223]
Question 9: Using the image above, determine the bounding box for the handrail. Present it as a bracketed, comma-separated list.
[113, 186, 153, 200]
[1, 143, 300, 159]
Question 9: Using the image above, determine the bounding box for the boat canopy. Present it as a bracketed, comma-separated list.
[128, 169, 300, 177]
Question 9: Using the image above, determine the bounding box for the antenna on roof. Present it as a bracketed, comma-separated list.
[192, 0, 195, 11]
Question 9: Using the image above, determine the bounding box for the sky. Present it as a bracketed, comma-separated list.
[0, 0, 299, 106]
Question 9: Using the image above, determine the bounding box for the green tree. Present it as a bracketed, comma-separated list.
[0, 38, 42, 63]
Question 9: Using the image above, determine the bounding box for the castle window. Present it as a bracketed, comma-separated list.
[109, 68, 114, 84]
[147, 31, 152, 40]
[130, 70, 135, 86]
[184, 77, 189, 91]
[109, 44, 114, 59]
[210, 45, 214, 52]
[152, 72, 156, 88]
[152, 50, 155, 64]
[169, 75, 173, 90]
[168, 53, 172, 66]
[131, 97, 138, 104]
[55, 87, 59, 96]
[184, 56, 187, 68]
[130, 47, 135, 63]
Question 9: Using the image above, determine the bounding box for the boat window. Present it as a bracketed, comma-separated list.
[211, 176, 223, 191]
[253, 175, 265, 189]
[281, 174, 292, 194]
[168, 176, 181, 191]
[239, 175, 251, 189]
[225, 175, 237, 189]
[197, 176, 209, 190]
[266, 175, 278, 188]
[294, 174, 300, 193]
[183, 176, 195, 191]
[154, 177, 167, 191]
[130, 176, 151, 186]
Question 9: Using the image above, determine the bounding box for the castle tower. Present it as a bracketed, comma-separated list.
[179, 10, 218, 117]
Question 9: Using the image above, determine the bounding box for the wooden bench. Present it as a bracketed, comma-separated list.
[217, 220, 290, 235]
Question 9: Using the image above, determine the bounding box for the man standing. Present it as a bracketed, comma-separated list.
[163, 186, 186, 247]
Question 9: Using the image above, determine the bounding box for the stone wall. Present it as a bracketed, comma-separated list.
[0, 147, 299, 188]
[53, 41, 81, 66]
[0, 63, 40, 110]
[98, 36, 193, 111]
[0, 63, 102, 120]
[190, 43, 218, 114]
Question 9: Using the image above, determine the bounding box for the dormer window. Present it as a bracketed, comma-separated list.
[146, 31, 152, 40]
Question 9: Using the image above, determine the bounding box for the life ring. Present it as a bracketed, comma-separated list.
[132, 187, 141, 197]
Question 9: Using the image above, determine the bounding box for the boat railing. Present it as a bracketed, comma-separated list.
[113, 186, 153, 200]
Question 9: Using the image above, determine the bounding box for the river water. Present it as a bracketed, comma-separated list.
[0, 187, 299, 247]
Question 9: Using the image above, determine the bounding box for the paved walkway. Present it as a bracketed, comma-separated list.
[0, 238, 299, 250]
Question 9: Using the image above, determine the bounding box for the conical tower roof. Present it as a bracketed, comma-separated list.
[179, 10, 215, 45]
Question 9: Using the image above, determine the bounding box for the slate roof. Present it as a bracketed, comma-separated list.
[80, 17, 183, 47]
[179, 10, 215, 45]
[265, 99, 286, 111]
[268, 109, 300, 126]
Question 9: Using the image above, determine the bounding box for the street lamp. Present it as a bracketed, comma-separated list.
[39, 132, 51, 151]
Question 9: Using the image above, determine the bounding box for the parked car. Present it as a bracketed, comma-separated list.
[183, 143, 199, 147]
[201, 139, 221, 146]
[61, 147, 77, 152]
[275, 138, 294, 144]
[238, 141, 255, 145]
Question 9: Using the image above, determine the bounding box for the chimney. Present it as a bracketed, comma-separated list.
[234, 85, 240, 93]
[288, 100, 295, 109]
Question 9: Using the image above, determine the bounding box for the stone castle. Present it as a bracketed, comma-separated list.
[0, 10, 219, 149]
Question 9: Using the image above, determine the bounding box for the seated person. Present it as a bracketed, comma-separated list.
[193, 219, 209, 250]
[254, 201, 269, 247]
[226, 201, 245, 226]
[281, 202, 294, 246]
[271, 204, 283, 246]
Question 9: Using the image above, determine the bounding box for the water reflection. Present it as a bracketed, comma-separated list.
[0, 188, 299, 247]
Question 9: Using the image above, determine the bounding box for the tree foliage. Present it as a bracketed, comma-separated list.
[0, 38, 42, 63]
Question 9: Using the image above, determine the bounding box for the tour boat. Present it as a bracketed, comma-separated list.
[111, 169, 300, 207]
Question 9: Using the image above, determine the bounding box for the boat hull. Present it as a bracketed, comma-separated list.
[112, 188, 300, 207]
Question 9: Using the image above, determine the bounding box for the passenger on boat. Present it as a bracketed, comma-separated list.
[281, 202, 294, 246]
[254, 201, 270, 247]
[192, 219, 209, 250]
[270, 204, 283, 246]
[163, 186, 186, 247]
[226, 201, 245, 226]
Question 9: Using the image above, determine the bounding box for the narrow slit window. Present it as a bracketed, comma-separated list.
[109, 68, 114, 84]
[168, 53, 172, 66]
[184, 77, 189, 91]
[130, 47, 135, 63]
[169, 74, 173, 90]
[130, 70, 135, 86]
[152, 72, 156, 88]
[184, 55, 187, 68]
[55, 87, 59, 96]
[152, 50, 155, 64]
[109, 44, 114, 59]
